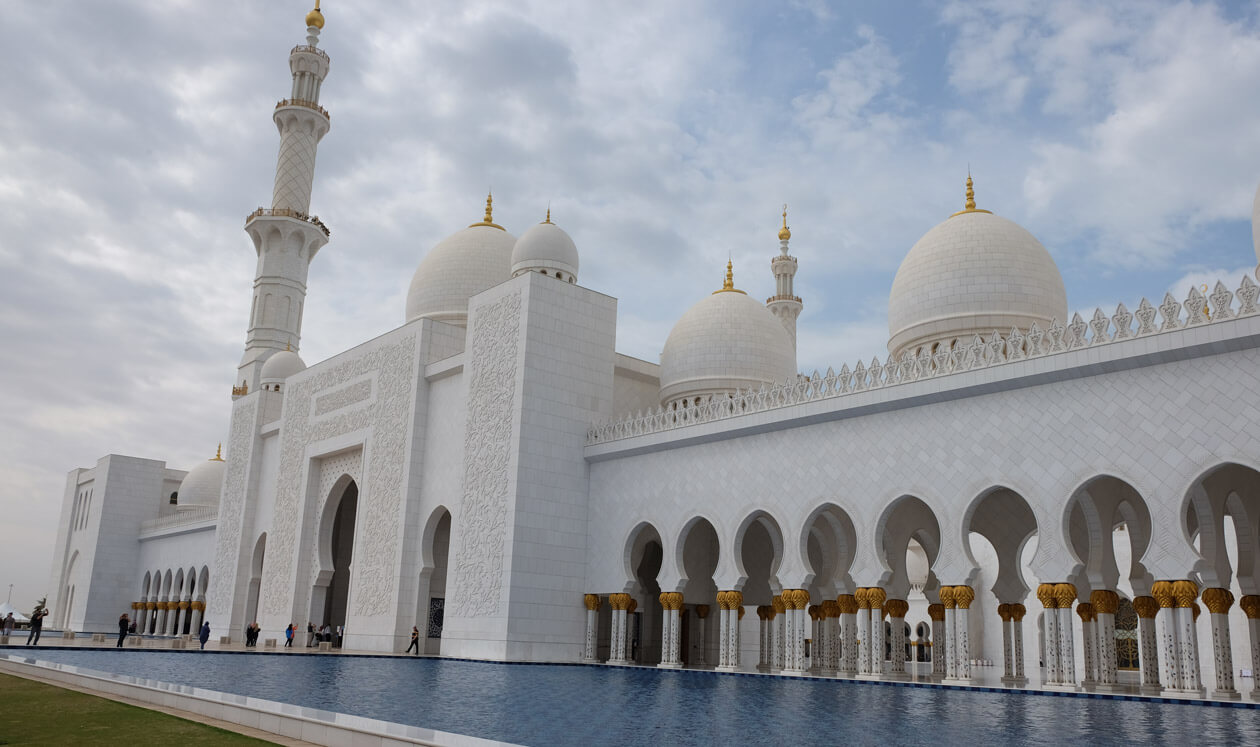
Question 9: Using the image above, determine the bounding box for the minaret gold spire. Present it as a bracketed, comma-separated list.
[543, 206, 552, 224]
[469, 190, 505, 230]
[211, 444, 225, 462]
[712, 259, 747, 295]
[950, 172, 993, 218]
[778, 204, 791, 241]
[306, 1, 325, 30]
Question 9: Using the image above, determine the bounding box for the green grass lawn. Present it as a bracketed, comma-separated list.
[0, 672, 274, 745]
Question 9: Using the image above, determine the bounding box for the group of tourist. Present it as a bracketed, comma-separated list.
[282, 622, 343, 648]
[245, 621, 262, 646]
[115, 611, 211, 649]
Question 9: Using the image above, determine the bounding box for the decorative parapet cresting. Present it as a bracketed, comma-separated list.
[588, 268, 1260, 445]
[139, 505, 218, 535]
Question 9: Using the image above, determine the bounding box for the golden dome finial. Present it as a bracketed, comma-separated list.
[306, 1, 325, 30]
[712, 259, 747, 295]
[469, 189, 504, 230]
[778, 204, 791, 241]
[211, 444, 224, 462]
[543, 205, 552, 224]
[949, 171, 993, 218]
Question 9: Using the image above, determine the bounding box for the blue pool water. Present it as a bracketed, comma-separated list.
[13, 649, 1260, 745]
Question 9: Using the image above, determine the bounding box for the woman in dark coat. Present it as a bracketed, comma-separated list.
[198, 620, 211, 650]
[117, 613, 130, 648]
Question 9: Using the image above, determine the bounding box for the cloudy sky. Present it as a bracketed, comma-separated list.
[2, 0, 1260, 610]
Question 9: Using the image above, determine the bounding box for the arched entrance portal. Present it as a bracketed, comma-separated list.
[311, 478, 358, 633]
[245, 533, 267, 628]
[417, 507, 452, 654]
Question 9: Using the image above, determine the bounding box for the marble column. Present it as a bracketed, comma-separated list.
[940, 587, 958, 680]
[695, 604, 710, 667]
[928, 603, 946, 679]
[1133, 595, 1161, 694]
[954, 586, 974, 682]
[1202, 588, 1239, 699]
[772, 595, 786, 672]
[608, 593, 630, 664]
[1175, 581, 1203, 693]
[1091, 590, 1120, 690]
[808, 605, 821, 672]
[145, 601, 157, 634]
[583, 594, 601, 662]
[869, 588, 887, 678]
[838, 594, 858, 676]
[1037, 584, 1061, 686]
[1238, 595, 1260, 702]
[1011, 603, 1028, 684]
[716, 591, 741, 671]
[886, 599, 909, 678]
[998, 604, 1015, 682]
[189, 600, 204, 638]
[757, 606, 771, 672]
[781, 589, 809, 674]
[1053, 584, 1077, 686]
[818, 601, 836, 674]
[156, 598, 169, 636]
[658, 592, 683, 668]
[856, 589, 872, 676]
[1077, 603, 1097, 689]
[625, 598, 639, 662]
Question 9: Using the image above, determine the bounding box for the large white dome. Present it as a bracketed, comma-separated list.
[405, 198, 516, 326]
[511, 216, 579, 282]
[177, 450, 226, 507]
[888, 183, 1067, 360]
[659, 265, 797, 407]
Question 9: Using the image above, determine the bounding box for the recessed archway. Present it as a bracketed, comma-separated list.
[800, 503, 858, 600]
[311, 476, 359, 631]
[625, 522, 664, 664]
[733, 510, 786, 605]
[245, 533, 267, 629]
[417, 506, 452, 654]
[677, 517, 719, 667]
[1063, 475, 1153, 597]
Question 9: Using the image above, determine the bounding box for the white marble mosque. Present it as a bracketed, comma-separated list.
[45, 5, 1260, 700]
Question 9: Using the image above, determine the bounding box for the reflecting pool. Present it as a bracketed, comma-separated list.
[18, 649, 1260, 745]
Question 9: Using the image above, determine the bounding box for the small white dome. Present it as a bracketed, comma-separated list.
[177, 451, 226, 507]
[511, 218, 579, 282]
[260, 349, 306, 385]
[888, 187, 1067, 361]
[660, 267, 797, 407]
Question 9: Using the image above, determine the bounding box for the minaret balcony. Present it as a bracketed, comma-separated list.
[245, 207, 331, 238]
[766, 294, 802, 304]
[290, 44, 330, 62]
[275, 99, 330, 120]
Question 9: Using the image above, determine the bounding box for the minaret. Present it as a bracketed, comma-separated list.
[236, 3, 332, 394]
[766, 205, 803, 352]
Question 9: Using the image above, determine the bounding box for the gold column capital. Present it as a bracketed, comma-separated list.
[927, 603, 945, 621]
[1090, 589, 1120, 615]
[953, 586, 975, 610]
[1150, 581, 1175, 609]
[867, 587, 886, 610]
[738, 606, 745, 620]
[757, 605, 771, 620]
[997, 603, 1012, 622]
[1171, 580, 1199, 608]
[1052, 583, 1076, 608]
[1133, 595, 1159, 618]
[627, 598, 638, 614]
[939, 586, 957, 610]
[885, 599, 909, 618]
[855, 588, 871, 609]
[837, 594, 858, 615]
[1036, 583, 1058, 609]
[1010, 603, 1026, 622]
[696, 604, 711, 619]
[584, 594, 601, 611]
[1076, 602, 1095, 622]
[190, 601, 205, 612]
[1201, 587, 1234, 615]
[1240, 595, 1260, 619]
[609, 592, 631, 611]
[1191, 602, 1201, 621]
[772, 594, 786, 614]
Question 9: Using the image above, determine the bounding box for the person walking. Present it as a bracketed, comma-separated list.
[3, 612, 15, 637]
[117, 613, 129, 648]
[199, 620, 211, 650]
[26, 605, 47, 646]
[284, 623, 294, 647]
[307, 621, 316, 647]
[405, 626, 420, 655]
